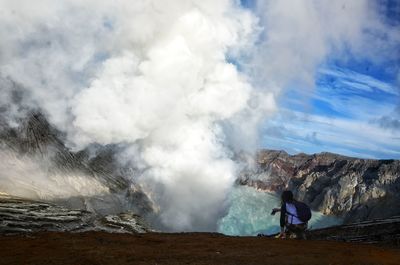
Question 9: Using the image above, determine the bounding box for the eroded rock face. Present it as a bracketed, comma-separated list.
[0, 193, 152, 235]
[239, 150, 400, 223]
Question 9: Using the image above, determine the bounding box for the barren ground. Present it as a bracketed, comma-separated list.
[0, 232, 399, 265]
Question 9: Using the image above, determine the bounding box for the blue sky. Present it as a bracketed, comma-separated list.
[262, 61, 400, 159]
[263, 50, 400, 158]
[240, 0, 400, 159]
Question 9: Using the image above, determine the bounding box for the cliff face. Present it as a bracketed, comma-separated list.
[238, 150, 400, 223]
[0, 193, 151, 234]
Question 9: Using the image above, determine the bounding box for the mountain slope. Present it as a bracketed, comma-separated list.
[238, 150, 400, 223]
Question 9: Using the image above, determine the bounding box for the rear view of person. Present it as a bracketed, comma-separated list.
[271, 190, 311, 239]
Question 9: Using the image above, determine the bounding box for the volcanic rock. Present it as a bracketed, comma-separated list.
[239, 150, 400, 223]
[0, 193, 151, 235]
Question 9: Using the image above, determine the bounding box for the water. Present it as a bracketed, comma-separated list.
[217, 186, 342, 236]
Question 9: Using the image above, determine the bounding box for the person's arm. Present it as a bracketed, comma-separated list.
[271, 208, 281, 214]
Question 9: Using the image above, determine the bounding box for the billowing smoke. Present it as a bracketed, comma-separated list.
[0, 0, 266, 231]
[0, 150, 109, 200]
[0, 0, 389, 231]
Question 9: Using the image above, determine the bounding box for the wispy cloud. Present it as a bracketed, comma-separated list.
[376, 116, 400, 130]
[279, 65, 398, 123]
[372, 106, 400, 132]
[319, 67, 398, 95]
[264, 109, 400, 158]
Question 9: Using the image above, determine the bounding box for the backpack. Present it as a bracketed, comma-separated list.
[293, 200, 312, 223]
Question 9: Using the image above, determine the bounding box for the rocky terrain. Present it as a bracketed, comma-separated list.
[238, 150, 400, 223]
[307, 215, 400, 246]
[259, 214, 400, 246]
[0, 193, 151, 235]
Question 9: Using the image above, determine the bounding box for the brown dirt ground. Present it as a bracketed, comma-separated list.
[0, 232, 399, 265]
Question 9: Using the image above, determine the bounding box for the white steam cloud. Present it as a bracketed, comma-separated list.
[251, 0, 379, 90]
[0, 151, 109, 200]
[0, 0, 388, 230]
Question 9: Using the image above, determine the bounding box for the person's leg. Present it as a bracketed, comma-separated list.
[287, 224, 307, 239]
[295, 224, 307, 240]
[285, 224, 297, 239]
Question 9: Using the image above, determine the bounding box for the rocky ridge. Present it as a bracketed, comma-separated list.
[238, 150, 400, 223]
[0, 193, 151, 235]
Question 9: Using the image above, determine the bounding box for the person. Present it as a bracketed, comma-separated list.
[271, 190, 308, 239]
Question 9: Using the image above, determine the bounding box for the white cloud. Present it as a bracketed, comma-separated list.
[319, 67, 398, 95]
[0, 150, 109, 200]
[247, 0, 372, 91]
[265, 109, 400, 159]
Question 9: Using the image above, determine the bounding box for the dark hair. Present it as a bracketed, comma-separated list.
[281, 190, 294, 203]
